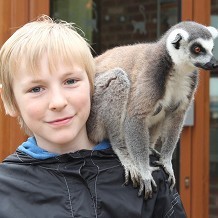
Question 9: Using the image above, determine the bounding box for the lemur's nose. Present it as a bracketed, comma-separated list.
[208, 57, 218, 69]
[212, 62, 218, 68]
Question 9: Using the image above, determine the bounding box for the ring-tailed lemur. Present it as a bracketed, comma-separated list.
[87, 21, 218, 199]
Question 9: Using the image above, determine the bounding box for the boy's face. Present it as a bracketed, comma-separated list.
[12, 54, 92, 153]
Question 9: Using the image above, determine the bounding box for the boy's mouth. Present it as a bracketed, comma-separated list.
[47, 116, 74, 126]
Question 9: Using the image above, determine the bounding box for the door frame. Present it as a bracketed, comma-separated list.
[180, 0, 211, 218]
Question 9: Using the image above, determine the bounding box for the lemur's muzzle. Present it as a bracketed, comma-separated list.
[197, 56, 218, 70]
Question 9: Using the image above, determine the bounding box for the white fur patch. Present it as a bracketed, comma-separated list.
[166, 29, 190, 66]
[164, 70, 192, 107]
[166, 29, 189, 49]
[147, 67, 193, 128]
[193, 38, 214, 53]
[207, 26, 218, 39]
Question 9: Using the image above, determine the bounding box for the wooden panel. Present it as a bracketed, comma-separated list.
[0, 0, 50, 161]
[0, 0, 29, 161]
[29, 0, 50, 20]
[191, 1, 210, 218]
[180, 1, 193, 217]
[0, 0, 12, 46]
[191, 74, 210, 218]
[181, 0, 193, 21]
[180, 127, 192, 217]
[189, 73, 210, 218]
[180, 0, 210, 217]
[193, 0, 210, 25]
[10, 0, 29, 34]
[1, 1, 13, 160]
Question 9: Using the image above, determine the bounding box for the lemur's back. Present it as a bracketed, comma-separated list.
[95, 43, 161, 84]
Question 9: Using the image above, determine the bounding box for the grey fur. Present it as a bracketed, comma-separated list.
[87, 21, 218, 199]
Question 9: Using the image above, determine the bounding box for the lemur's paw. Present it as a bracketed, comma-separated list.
[168, 174, 176, 190]
[154, 159, 176, 189]
[138, 166, 159, 200]
[123, 164, 141, 188]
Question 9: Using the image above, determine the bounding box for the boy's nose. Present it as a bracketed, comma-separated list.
[49, 90, 67, 111]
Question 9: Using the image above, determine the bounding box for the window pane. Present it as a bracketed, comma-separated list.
[210, 2, 218, 216]
[209, 75, 218, 218]
[50, 0, 94, 42]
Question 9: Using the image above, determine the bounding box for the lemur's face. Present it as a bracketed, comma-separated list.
[166, 25, 218, 71]
[187, 38, 217, 70]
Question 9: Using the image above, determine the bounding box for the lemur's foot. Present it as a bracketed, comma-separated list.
[149, 147, 161, 158]
[154, 159, 176, 190]
[138, 166, 160, 200]
[123, 164, 141, 188]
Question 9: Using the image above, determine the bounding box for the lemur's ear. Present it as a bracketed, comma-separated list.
[207, 26, 218, 39]
[171, 33, 183, 49]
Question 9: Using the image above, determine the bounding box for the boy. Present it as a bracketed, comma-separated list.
[0, 15, 186, 217]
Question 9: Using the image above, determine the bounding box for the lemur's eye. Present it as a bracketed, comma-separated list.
[194, 46, 201, 53]
[191, 44, 205, 55]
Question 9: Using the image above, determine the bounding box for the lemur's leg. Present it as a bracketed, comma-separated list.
[124, 116, 159, 199]
[155, 111, 185, 189]
[108, 130, 142, 188]
[87, 68, 129, 143]
[87, 68, 142, 187]
[149, 123, 163, 158]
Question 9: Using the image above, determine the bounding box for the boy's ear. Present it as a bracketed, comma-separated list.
[4, 104, 19, 117]
[0, 86, 19, 117]
[9, 110, 19, 117]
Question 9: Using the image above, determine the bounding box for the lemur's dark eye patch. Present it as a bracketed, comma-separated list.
[191, 43, 205, 54]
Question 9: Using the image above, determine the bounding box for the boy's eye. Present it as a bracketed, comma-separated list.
[29, 87, 43, 93]
[65, 79, 77, 85]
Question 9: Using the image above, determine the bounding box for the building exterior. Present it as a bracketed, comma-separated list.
[0, 0, 217, 217]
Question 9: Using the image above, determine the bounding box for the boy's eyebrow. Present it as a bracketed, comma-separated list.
[62, 70, 86, 78]
[61, 70, 85, 78]
[24, 79, 46, 84]
[20, 77, 52, 86]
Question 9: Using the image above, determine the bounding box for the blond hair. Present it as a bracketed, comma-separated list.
[0, 15, 95, 134]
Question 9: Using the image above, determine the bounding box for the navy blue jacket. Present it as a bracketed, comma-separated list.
[0, 147, 187, 218]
